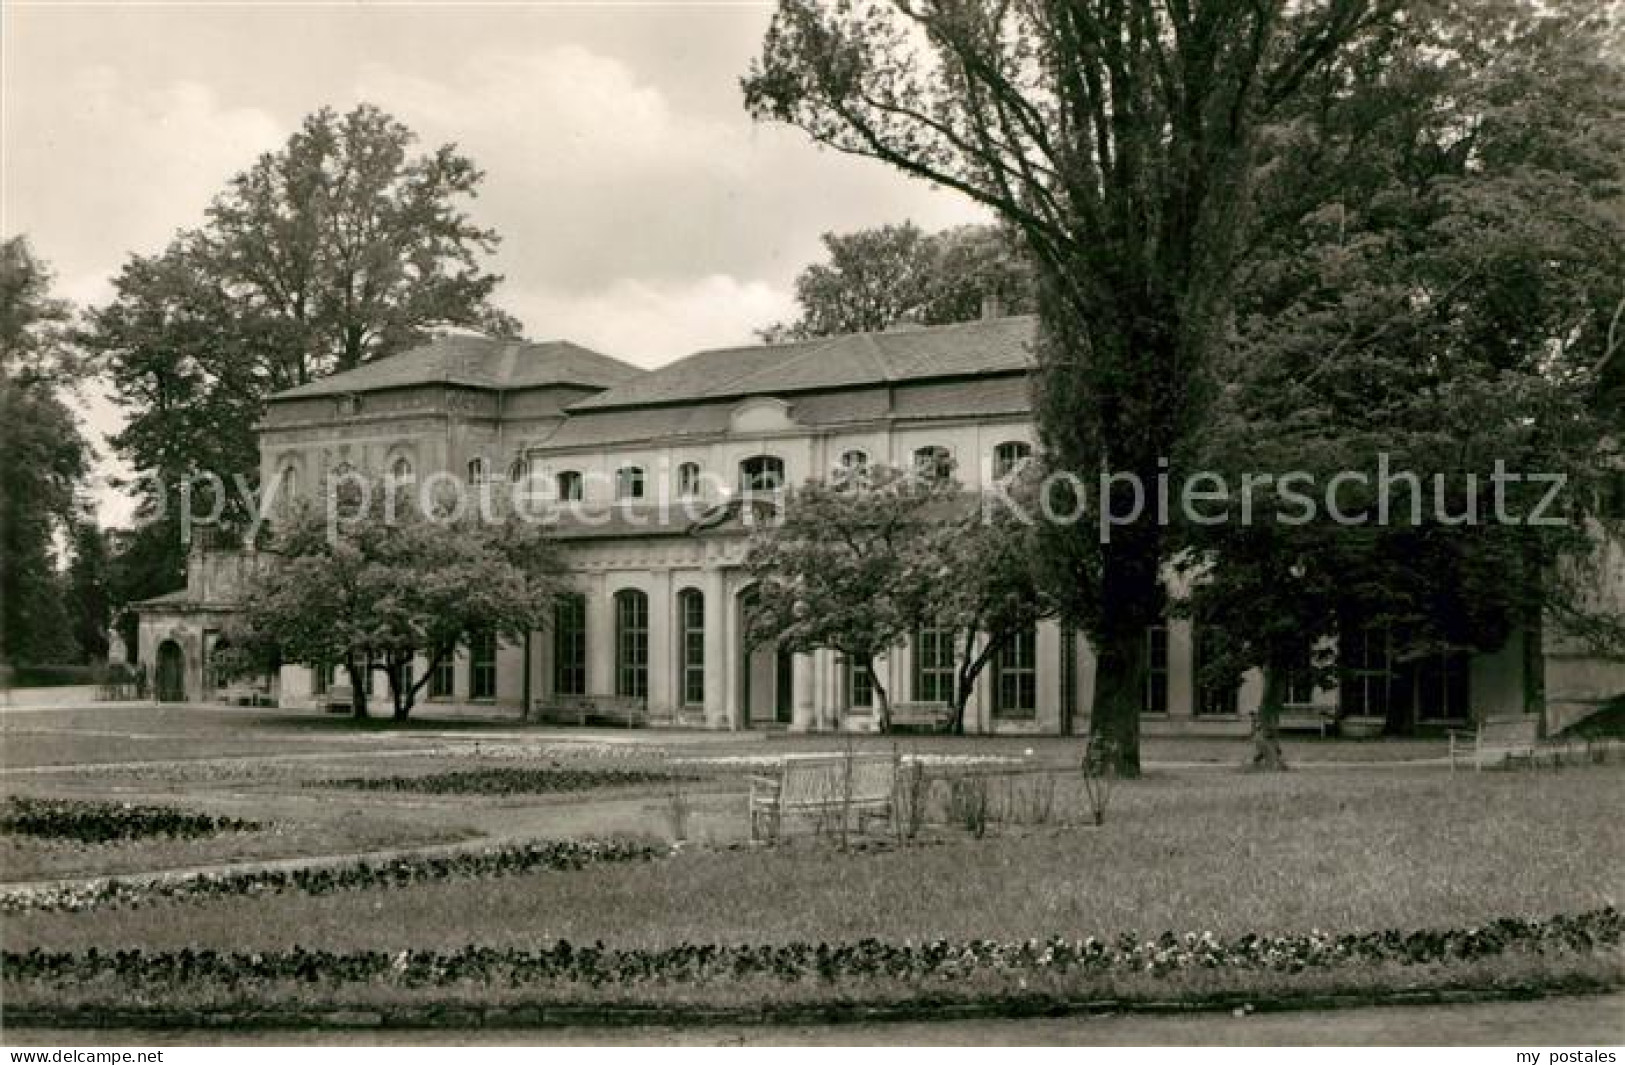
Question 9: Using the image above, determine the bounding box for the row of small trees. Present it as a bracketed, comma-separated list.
[221, 487, 561, 720]
[744, 465, 1051, 734]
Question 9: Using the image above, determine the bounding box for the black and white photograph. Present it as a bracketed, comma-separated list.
[1, 0, 1622, 1052]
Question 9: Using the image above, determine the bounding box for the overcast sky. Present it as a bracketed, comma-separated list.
[3, 0, 988, 524]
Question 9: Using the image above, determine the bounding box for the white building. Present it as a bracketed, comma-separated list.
[137, 316, 1624, 736]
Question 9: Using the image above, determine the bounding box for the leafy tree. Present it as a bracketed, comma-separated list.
[1182, 0, 1624, 766]
[65, 520, 113, 663]
[919, 469, 1056, 733]
[203, 103, 520, 381]
[745, 0, 1393, 774]
[231, 486, 563, 720]
[0, 236, 88, 667]
[85, 103, 521, 606]
[760, 222, 1035, 341]
[744, 466, 951, 731]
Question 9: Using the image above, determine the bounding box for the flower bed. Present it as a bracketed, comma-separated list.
[309, 767, 696, 796]
[0, 836, 669, 915]
[0, 797, 257, 844]
[4, 908, 1617, 993]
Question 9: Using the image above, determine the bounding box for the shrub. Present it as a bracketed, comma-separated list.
[5, 907, 1617, 990]
[310, 768, 694, 796]
[0, 798, 257, 845]
[0, 836, 669, 915]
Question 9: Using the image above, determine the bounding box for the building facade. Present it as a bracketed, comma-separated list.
[136, 318, 1625, 736]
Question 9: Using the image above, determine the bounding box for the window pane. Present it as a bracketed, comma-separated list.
[994, 624, 1037, 716]
[740, 456, 785, 493]
[913, 625, 955, 703]
[553, 596, 587, 697]
[680, 590, 705, 706]
[1143, 625, 1169, 714]
[616, 591, 649, 699]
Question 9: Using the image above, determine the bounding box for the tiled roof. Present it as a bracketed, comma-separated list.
[539, 376, 1026, 450]
[569, 315, 1036, 411]
[270, 335, 644, 400]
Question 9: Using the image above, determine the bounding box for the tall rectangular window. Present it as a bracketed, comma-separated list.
[845, 656, 874, 709]
[429, 641, 455, 698]
[470, 629, 497, 700]
[679, 589, 705, 706]
[311, 661, 328, 697]
[615, 590, 649, 699]
[1339, 625, 1390, 718]
[1194, 625, 1240, 716]
[994, 624, 1038, 717]
[913, 625, 955, 703]
[1143, 625, 1169, 714]
[553, 595, 587, 697]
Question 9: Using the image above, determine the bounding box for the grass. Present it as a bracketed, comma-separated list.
[4, 703, 1619, 1018]
[0, 817, 480, 883]
[8, 767, 1619, 953]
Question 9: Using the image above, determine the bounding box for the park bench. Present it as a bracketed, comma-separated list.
[1277, 703, 1337, 738]
[889, 701, 953, 733]
[1449, 716, 1542, 771]
[325, 684, 355, 714]
[533, 694, 648, 728]
[748, 752, 897, 842]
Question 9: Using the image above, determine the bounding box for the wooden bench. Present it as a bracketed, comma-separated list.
[749, 752, 897, 842]
[889, 701, 953, 733]
[1277, 703, 1337, 738]
[533, 694, 648, 728]
[1449, 716, 1542, 771]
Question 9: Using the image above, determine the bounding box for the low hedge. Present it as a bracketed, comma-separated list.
[0, 797, 257, 844]
[7, 664, 104, 688]
[0, 836, 669, 914]
[4, 908, 1618, 990]
[310, 767, 695, 796]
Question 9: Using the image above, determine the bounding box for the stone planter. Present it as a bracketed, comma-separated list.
[1339, 715, 1386, 739]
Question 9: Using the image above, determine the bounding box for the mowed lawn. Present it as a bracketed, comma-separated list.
[7, 761, 1620, 954]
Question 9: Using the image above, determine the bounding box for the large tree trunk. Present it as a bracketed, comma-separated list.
[1084, 522, 1162, 779]
[345, 655, 367, 720]
[1087, 624, 1145, 778]
[865, 658, 891, 733]
[390, 657, 410, 722]
[1250, 663, 1288, 772]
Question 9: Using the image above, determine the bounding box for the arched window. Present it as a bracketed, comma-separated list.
[556, 470, 583, 502]
[993, 440, 1033, 480]
[994, 622, 1038, 717]
[616, 465, 646, 501]
[912, 445, 954, 482]
[390, 456, 413, 483]
[677, 462, 702, 499]
[835, 449, 869, 486]
[508, 456, 530, 484]
[277, 465, 299, 504]
[614, 589, 649, 699]
[467, 456, 489, 486]
[739, 455, 786, 493]
[678, 588, 705, 706]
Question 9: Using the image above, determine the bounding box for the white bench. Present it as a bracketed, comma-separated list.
[1449, 716, 1542, 771]
[1278, 703, 1337, 738]
[748, 752, 897, 842]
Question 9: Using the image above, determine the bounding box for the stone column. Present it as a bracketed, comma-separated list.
[703, 567, 728, 729]
[791, 652, 816, 732]
[586, 572, 615, 697]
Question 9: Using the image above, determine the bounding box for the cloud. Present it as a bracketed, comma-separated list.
[4, 68, 283, 286]
[508, 274, 798, 367]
